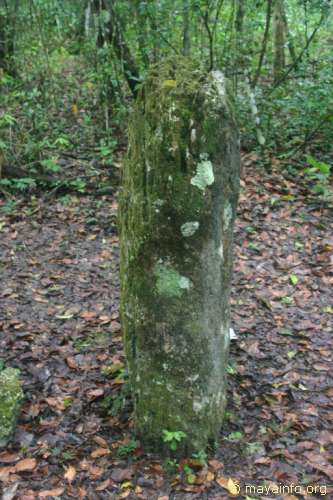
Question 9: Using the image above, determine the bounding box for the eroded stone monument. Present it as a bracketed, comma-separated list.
[120, 59, 240, 454]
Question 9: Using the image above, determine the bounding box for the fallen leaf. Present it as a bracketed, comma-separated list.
[216, 476, 240, 496]
[0, 452, 21, 464]
[80, 310, 97, 320]
[64, 465, 76, 484]
[206, 470, 215, 481]
[96, 478, 112, 491]
[111, 468, 133, 483]
[227, 478, 240, 496]
[87, 388, 104, 400]
[15, 458, 37, 472]
[91, 448, 110, 459]
[38, 487, 65, 498]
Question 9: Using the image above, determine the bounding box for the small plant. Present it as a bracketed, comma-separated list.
[0, 177, 36, 192]
[162, 430, 187, 452]
[117, 439, 138, 458]
[226, 431, 243, 441]
[280, 296, 294, 305]
[289, 273, 298, 286]
[304, 155, 332, 205]
[163, 458, 179, 474]
[183, 463, 196, 484]
[192, 450, 207, 466]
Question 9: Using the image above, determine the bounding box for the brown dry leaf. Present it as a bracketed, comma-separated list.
[15, 458, 37, 472]
[96, 478, 112, 491]
[227, 478, 241, 496]
[80, 310, 97, 320]
[0, 466, 15, 481]
[110, 320, 121, 332]
[91, 448, 110, 459]
[87, 465, 104, 479]
[64, 465, 76, 484]
[66, 357, 79, 369]
[206, 471, 215, 481]
[38, 487, 65, 498]
[87, 388, 104, 400]
[45, 397, 65, 411]
[208, 459, 224, 471]
[216, 476, 240, 496]
[216, 476, 229, 489]
[0, 452, 21, 464]
[157, 497, 169, 500]
[119, 492, 131, 499]
[93, 436, 109, 448]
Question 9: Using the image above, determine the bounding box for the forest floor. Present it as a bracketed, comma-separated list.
[0, 153, 332, 499]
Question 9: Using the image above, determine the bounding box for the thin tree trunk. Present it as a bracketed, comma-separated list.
[252, 0, 272, 88]
[182, 0, 191, 56]
[273, 0, 285, 84]
[0, 0, 19, 75]
[281, 1, 297, 65]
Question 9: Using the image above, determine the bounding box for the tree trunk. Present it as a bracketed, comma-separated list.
[120, 59, 240, 455]
[273, 0, 285, 83]
[235, 0, 246, 33]
[0, 0, 19, 75]
[182, 0, 191, 56]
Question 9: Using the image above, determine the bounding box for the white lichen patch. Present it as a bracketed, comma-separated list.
[220, 324, 230, 349]
[191, 160, 214, 191]
[191, 128, 197, 143]
[155, 264, 192, 298]
[153, 199, 166, 207]
[223, 202, 233, 229]
[218, 241, 224, 259]
[179, 276, 191, 290]
[193, 396, 210, 413]
[181, 221, 199, 237]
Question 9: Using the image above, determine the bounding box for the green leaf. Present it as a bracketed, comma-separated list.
[227, 431, 243, 441]
[289, 273, 298, 286]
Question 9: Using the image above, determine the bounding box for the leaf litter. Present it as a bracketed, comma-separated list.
[0, 156, 332, 498]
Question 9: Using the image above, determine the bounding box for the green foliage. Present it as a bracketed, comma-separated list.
[227, 431, 244, 441]
[117, 439, 138, 458]
[304, 155, 332, 205]
[163, 458, 179, 475]
[162, 430, 187, 451]
[0, 177, 36, 192]
[192, 450, 207, 465]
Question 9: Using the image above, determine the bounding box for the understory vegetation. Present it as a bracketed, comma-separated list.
[0, 0, 332, 206]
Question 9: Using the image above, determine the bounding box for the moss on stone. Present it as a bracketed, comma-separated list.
[0, 368, 23, 448]
[155, 263, 192, 298]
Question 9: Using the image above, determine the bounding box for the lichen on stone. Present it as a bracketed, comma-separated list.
[154, 263, 192, 298]
[181, 221, 199, 237]
[0, 367, 24, 448]
[191, 159, 215, 191]
[223, 202, 233, 229]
